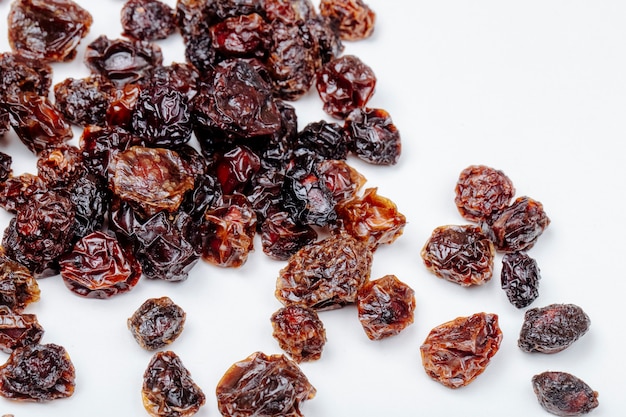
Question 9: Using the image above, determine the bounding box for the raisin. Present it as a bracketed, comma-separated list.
[316, 159, 366, 203]
[58, 231, 141, 299]
[335, 187, 406, 250]
[210, 13, 272, 59]
[0, 110, 9, 138]
[110, 146, 196, 217]
[315, 54, 376, 119]
[141, 63, 201, 101]
[319, 0, 376, 41]
[0, 174, 46, 214]
[216, 351, 316, 417]
[481, 196, 551, 253]
[532, 371, 599, 416]
[345, 107, 401, 165]
[501, 251, 541, 308]
[128, 297, 186, 351]
[0, 343, 75, 402]
[0, 307, 44, 353]
[0, 257, 40, 313]
[0, 52, 52, 99]
[271, 305, 327, 363]
[106, 84, 142, 130]
[68, 173, 109, 240]
[3, 92, 74, 155]
[260, 211, 317, 261]
[79, 125, 138, 179]
[421, 224, 495, 287]
[295, 120, 349, 161]
[263, 0, 316, 24]
[142, 350, 206, 417]
[420, 312, 502, 389]
[121, 0, 177, 42]
[307, 15, 344, 65]
[518, 303, 591, 354]
[276, 232, 373, 311]
[7, 0, 92, 63]
[36, 144, 85, 190]
[357, 274, 415, 341]
[214, 145, 261, 195]
[53, 76, 112, 127]
[84, 35, 163, 87]
[454, 165, 516, 223]
[201, 194, 257, 268]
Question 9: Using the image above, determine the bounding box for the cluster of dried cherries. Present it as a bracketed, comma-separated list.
[0, 0, 414, 416]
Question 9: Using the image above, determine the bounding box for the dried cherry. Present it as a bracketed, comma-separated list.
[420, 312, 502, 389]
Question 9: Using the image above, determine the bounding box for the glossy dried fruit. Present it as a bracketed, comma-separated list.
[420, 312, 502, 389]
[0, 343, 75, 402]
[110, 146, 196, 217]
[271, 305, 326, 362]
[316, 54, 376, 119]
[532, 371, 599, 416]
[121, 0, 177, 41]
[518, 303, 591, 354]
[7, 0, 93, 63]
[0, 52, 52, 99]
[58, 231, 141, 299]
[128, 297, 186, 351]
[481, 196, 550, 253]
[421, 224, 495, 287]
[357, 274, 415, 340]
[319, 0, 376, 41]
[454, 165, 515, 223]
[345, 107, 401, 165]
[142, 350, 205, 417]
[336, 187, 406, 250]
[501, 251, 541, 308]
[0, 307, 44, 353]
[210, 13, 272, 58]
[216, 351, 316, 417]
[0, 257, 40, 313]
[276, 232, 373, 311]
[316, 158, 366, 203]
[53, 76, 112, 127]
[260, 211, 317, 261]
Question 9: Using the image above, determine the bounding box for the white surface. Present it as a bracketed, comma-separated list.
[0, 0, 624, 416]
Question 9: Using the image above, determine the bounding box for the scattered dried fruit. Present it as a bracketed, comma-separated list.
[532, 371, 599, 416]
[128, 296, 186, 351]
[454, 165, 515, 223]
[501, 251, 541, 308]
[271, 305, 327, 363]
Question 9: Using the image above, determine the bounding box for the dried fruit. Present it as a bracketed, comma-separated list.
[420, 312, 502, 389]
[53, 76, 112, 127]
[344, 107, 401, 166]
[58, 231, 141, 299]
[260, 211, 317, 261]
[454, 165, 515, 223]
[142, 350, 205, 417]
[276, 232, 373, 311]
[0, 343, 75, 402]
[421, 224, 495, 287]
[7, 0, 93, 63]
[319, 0, 376, 41]
[532, 371, 599, 416]
[271, 305, 326, 362]
[128, 296, 186, 351]
[121, 0, 177, 41]
[216, 351, 316, 417]
[0, 257, 40, 313]
[518, 303, 591, 354]
[357, 275, 415, 340]
[0, 307, 44, 353]
[501, 251, 541, 308]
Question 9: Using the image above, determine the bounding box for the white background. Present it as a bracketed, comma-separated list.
[0, 0, 624, 416]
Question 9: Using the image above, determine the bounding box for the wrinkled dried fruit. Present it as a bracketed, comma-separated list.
[276, 232, 373, 311]
[501, 251, 541, 308]
[121, 0, 177, 41]
[344, 107, 401, 166]
[518, 303, 590, 354]
[271, 305, 326, 363]
[0, 307, 44, 353]
[532, 371, 599, 416]
[319, 0, 376, 41]
[128, 296, 186, 351]
[357, 275, 415, 340]
[421, 224, 495, 287]
[142, 350, 205, 417]
[0, 343, 75, 402]
[454, 165, 515, 223]
[216, 351, 316, 417]
[0, 257, 40, 313]
[420, 312, 502, 389]
[58, 231, 141, 299]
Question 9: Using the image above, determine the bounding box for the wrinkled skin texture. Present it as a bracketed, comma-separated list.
[7, 0, 92, 63]
[58, 231, 141, 299]
[128, 297, 186, 351]
[142, 351, 206, 417]
[0, 257, 40, 313]
[421, 224, 495, 287]
[271, 305, 326, 362]
[319, 0, 376, 41]
[216, 352, 316, 417]
[0, 308, 44, 353]
[420, 312, 502, 389]
[454, 165, 515, 223]
[0, 343, 75, 402]
[344, 107, 401, 166]
[501, 251, 541, 308]
[357, 275, 415, 340]
[518, 303, 590, 354]
[260, 211, 317, 261]
[276, 232, 373, 311]
[121, 0, 177, 41]
[532, 371, 599, 416]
